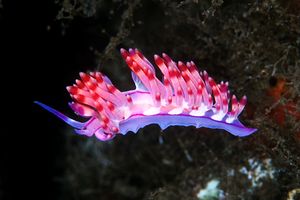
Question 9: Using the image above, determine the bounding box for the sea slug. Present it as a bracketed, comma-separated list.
[35, 48, 257, 141]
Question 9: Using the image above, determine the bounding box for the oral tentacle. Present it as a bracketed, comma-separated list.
[34, 101, 85, 129]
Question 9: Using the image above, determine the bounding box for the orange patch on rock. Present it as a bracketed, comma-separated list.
[266, 77, 300, 140]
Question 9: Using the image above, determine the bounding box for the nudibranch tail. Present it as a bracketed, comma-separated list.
[36, 48, 257, 141]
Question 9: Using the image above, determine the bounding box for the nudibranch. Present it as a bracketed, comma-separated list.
[35, 48, 257, 141]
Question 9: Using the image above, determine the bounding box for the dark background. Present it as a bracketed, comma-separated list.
[2, 0, 79, 199]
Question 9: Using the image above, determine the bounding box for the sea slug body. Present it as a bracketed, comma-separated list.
[35, 48, 257, 141]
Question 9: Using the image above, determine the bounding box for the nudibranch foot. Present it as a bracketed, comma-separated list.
[119, 113, 257, 137]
